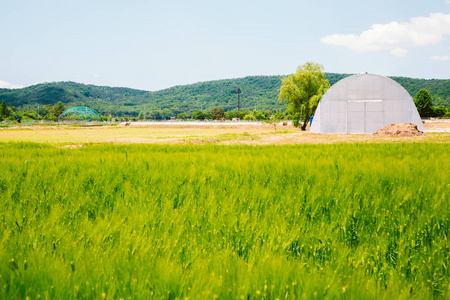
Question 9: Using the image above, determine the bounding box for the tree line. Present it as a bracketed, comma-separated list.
[1, 72, 448, 124]
[1, 73, 448, 119]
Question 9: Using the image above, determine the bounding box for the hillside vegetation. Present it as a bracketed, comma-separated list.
[0, 74, 448, 117]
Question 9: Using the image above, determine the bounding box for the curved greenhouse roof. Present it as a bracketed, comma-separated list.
[60, 106, 101, 120]
[310, 73, 424, 134]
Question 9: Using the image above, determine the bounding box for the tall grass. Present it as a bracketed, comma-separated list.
[0, 143, 448, 299]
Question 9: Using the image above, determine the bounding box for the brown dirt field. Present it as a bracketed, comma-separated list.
[1, 122, 449, 145]
[424, 121, 450, 130]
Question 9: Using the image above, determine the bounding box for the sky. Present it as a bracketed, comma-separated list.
[1, 0, 449, 91]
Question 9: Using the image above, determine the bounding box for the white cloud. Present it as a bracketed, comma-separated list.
[446, 0, 450, 4]
[0, 80, 24, 89]
[430, 55, 450, 61]
[94, 74, 100, 78]
[321, 13, 450, 56]
[390, 48, 407, 57]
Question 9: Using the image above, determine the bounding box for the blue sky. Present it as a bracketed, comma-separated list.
[1, 0, 449, 91]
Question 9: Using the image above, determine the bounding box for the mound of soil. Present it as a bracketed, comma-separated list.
[373, 123, 424, 137]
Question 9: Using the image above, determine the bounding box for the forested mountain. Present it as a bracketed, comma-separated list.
[0, 73, 448, 117]
[390, 76, 450, 106]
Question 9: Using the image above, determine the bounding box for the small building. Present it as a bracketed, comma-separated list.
[310, 73, 424, 134]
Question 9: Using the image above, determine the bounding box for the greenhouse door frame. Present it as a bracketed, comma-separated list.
[347, 100, 383, 134]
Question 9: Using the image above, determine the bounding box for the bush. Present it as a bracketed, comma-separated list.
[177, 113, 190, 120]
[192, 110, 211, 120]
[434, 106, 448, 118]
[292, 113, 301, 128]
[243, 113, 256, 121]
[43, 113, 57, 121]
[274, 112, 285, 120]
[253, 110, 269, 120]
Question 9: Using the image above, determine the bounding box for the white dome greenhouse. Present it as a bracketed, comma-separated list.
[310, 73, 424, 134]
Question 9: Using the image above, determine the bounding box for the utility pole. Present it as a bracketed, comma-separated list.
[237, 88, 241, 111]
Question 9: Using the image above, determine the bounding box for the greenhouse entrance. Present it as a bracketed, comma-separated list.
[347, 100, 383, 134]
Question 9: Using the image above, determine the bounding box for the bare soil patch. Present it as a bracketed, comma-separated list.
[1, 121, 449, 145]
[424, 121, 450, 131]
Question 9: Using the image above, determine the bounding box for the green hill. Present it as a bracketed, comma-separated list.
[0, 73, 448, 117]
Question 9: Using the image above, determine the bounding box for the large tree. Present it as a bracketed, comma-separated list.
[210, 107, 225, 120]
[279, 62, 330, 130]
[192, 110, 211, 120]
[414, 88, 434, 118]
[52, 101, 66, 117]
[0, 100, 10, 118]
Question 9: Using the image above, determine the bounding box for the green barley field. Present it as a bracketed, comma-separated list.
[0, 142, 449, 299]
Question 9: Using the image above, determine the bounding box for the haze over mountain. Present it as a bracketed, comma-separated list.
[0, 73, 448, 117]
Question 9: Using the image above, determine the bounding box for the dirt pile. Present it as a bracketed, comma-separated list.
[373, 123, 424, 137]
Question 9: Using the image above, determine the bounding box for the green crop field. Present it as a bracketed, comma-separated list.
[0, 142, 449, 299]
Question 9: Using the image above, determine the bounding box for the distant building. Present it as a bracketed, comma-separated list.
[310, 73, 424, 134]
